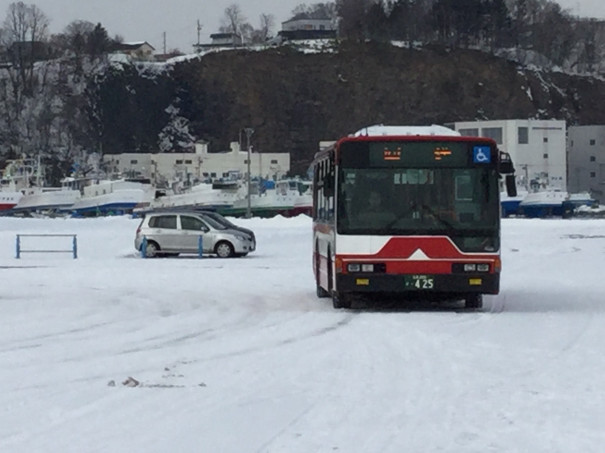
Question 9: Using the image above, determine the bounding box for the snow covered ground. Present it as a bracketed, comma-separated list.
[1, 214, 604, 452]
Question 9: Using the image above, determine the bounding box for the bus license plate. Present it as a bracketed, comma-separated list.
[404, 275, 435, 290]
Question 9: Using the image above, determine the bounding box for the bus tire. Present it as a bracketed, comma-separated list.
[464, 294, 483, 309]
[332, 292, 352, 309]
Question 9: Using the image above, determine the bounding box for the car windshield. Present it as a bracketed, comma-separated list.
[199, 214, 227, 230]
[203, 211, 235, 227]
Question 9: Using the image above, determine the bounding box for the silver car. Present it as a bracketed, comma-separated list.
[134, 211, 255, 258]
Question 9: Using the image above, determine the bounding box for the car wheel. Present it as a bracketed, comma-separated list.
[215, 241, 234, 258]
[144, 241, 159, 258]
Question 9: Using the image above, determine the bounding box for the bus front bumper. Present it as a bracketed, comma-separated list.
[336, 273, 500, 295]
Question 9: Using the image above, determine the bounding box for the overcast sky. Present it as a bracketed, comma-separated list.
[0, 0, 604, 54]
[0, 0, 304, 53]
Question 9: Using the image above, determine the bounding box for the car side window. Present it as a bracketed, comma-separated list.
[180, 215, 208, 231]
[149, 215, 177, 229]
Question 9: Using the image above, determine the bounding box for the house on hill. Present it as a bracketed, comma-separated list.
[278, 13, 336, 41]
[193, 32, 243, 52]
[113, 41, 155, 61]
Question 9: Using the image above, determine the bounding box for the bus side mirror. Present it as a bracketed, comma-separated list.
[505, 174, 517, 197]
[499, 151, 514, 174]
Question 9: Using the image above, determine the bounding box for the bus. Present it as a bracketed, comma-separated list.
[312, 125, 517, 309]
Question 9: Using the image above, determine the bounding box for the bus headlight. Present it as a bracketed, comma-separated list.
[347, 263, 379, 273]
[347, 263, 361, 272]
[346, 263, 386, 273]
[455, 263, 492, 273]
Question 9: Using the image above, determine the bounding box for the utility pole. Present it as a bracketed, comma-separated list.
[197, 20, 202, 46]
[244, 128, 254, 218]
[163, 32, 166, 54]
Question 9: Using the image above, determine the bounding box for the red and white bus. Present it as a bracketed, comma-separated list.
[312, 125, 517, 309]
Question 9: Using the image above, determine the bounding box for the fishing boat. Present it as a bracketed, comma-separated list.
[70, 178, 156, 217]
[13, 186, 81, 214]
[515, 189, 596, 218]
[0, 159, 35, 213]
[145, 178, 242, 212]
[561, 192, 597, 218]
[518, 189, 568, 217]
[224, 179, 313, 217]
[500, 190, 528, 217]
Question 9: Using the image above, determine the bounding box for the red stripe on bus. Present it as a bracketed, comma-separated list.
[339, 236, 496, 260]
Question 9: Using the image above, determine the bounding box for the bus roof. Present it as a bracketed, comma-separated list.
[352, 124, 461, 137]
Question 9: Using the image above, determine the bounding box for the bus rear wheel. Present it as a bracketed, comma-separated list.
[464, 294, 483, 309]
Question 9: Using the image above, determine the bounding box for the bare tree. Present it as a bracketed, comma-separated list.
[1, 1, 49, 96]
[221, 3, 247, 35]
[292, 2, 338, 21]
[258, 13, 275, 41]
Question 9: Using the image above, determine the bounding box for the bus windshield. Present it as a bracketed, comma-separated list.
[337, 166, 500, 252]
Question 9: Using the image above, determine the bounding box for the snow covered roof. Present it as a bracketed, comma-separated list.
[353, 124, 461, 137]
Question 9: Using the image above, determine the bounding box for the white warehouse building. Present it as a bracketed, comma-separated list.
[567, 125, 605, 198]
[448, 119, 567, 191]
[102, 142, 291, 187]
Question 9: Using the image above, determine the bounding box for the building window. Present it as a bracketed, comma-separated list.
[590, 156, 596, 162]
[176, 160, 183, 164]
[543, 137, 548, 143]
[590, 139, 596, 145]
[202, 172, 209, 177]
[543, 153, 548, 159]
[590, 172, 596, 178]
[185, 160, 192, 164]
[459, 128, 479, 137]
[244, 159, 249, 164]
[130, 159, 138, 164]
[481, 127, 503, 144]
[271, 159, 278, 164]
[210, 172, 216, 178]
[518, 127, 528, 144]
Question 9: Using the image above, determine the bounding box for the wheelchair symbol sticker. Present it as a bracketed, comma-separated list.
[473, 146, 491, 164]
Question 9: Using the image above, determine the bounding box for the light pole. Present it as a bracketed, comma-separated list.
[244, 128, 254, 218]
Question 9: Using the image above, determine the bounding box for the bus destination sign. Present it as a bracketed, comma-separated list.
[369, 141, 486, 167]
[383, 148, 402, 161]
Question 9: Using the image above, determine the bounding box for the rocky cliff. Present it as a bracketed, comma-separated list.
[172, 41, 605, 174]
